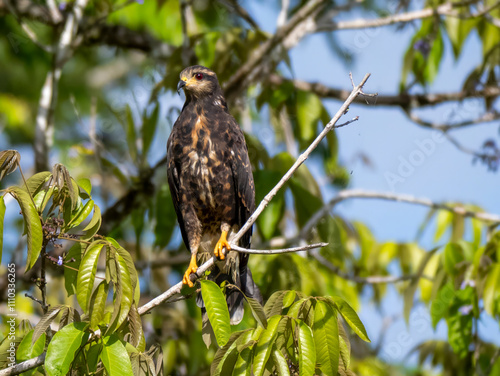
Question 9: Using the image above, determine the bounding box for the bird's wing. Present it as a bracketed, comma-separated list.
[166, 132, 191, 251]
[226, 118, 256, 250]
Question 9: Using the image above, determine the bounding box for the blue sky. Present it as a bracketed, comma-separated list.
[247, 0, 500, 366]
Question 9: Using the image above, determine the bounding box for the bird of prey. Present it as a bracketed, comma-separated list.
[167, 65, 262, 324]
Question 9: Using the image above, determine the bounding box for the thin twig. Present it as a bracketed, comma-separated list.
[317, 1, 496, 32]
[298, 189, 500, 243]
[34, 0, 89, 172]
[268, 74, 500, 108]
[231, 242, 327, 254]
[0, 354, 46, 376]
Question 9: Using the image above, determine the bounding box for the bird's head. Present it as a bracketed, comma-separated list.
[177, 65, 221, 99]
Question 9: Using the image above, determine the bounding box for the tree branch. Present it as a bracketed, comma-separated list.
[0, 354, 45, 376]
[268, 74, 500, 108]
[33, 0, 89, 172]
[231, 242, 327, 254]
[317, 1, 497, 32]
[299, 189, 500, 243]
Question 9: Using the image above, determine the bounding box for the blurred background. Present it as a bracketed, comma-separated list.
[1, 0, 500, 374]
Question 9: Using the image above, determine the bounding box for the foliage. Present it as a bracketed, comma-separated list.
[0, 0, 500, 375]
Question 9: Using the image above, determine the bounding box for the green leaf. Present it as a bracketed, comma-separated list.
[76, 241, 105, 312]
[0, 196, 5, 262]
[313, 300, 339, 376]
[338, 322, 350, 370]
[211, 330, 249, 376]
[434, 210, 452, 242]
[443, 243, 465, 276]
[8, 187, 43, 271]
[264, 291, 286, 318]
[141, 103, 159, 159]
[82, 203, 101, 239]
[253, 315, 281, 376]
[125, 105, 138, 162]
[154, 185, 176, 248]
[447, 310, 472, 359]
[484, 263, 500, 316]
[430, 282, 455, 328]
[66, 199, 94, 229]
[108, 252, 134, 333]
[327, 297, 370, 342]
[32, 305, 64, 344]
[200, 280, 231, 347]
[45, 322, 89, 376]
[254, 170, 285, 240]
[404, 247, 438, 323]
[64, 243, 84, 297]
[89, 280, 109, 330]
[445, 17, 477, 58]
[86, 344, 102, 374]
[100, 334, 134, 376]
[272, 346, 290, 376]
[245, 295, 267, 329]
[296, 319, 316, 376]
[282, 290, 296, 308]
[296, 91, 323, 144]
[22, 171, 51, 197]
[17, 330, 45, 376]
[77, 178, 92, 197]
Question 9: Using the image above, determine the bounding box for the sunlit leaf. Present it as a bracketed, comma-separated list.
[327, 297, 370, 342]
[45, 322, 89, 376]
[76, 241, 105, 312]
[8, 187, 43, 271]
[100, 334, 134, 376]
[17, 330, 45, 376]
[89, 280, 109, 330]
[200, 280, 231, 347]
[253, 315, 281, 376]
[296, 319, 316, 376]
[313, 300, 339, 375]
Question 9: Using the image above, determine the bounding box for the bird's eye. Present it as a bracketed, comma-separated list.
[195, 73, 203, 80]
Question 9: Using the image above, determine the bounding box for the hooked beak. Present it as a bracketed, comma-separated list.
[177, 80, 187, 94]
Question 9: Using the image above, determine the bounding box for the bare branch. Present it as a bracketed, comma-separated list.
[34, 0, 89, 172]
[317, 1, 499, 32]
[299, 189, 500, 242]
[268, 74, 500, 108]
[0, 354, 45, 376]
[231, 242, 327, 254]
[407, 109, 500, 131]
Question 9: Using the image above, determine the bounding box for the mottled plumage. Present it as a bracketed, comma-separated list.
[167, 65, 262, 324]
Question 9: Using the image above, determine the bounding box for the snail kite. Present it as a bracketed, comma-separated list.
[167, 65, 262, 324]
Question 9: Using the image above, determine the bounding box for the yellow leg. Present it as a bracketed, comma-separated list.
[183, 254, 198, 287]
[214, 230, 230, 260]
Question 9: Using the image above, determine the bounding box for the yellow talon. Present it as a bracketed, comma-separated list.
[183, 254, 198, 287]
[214, 230, 230, 260]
